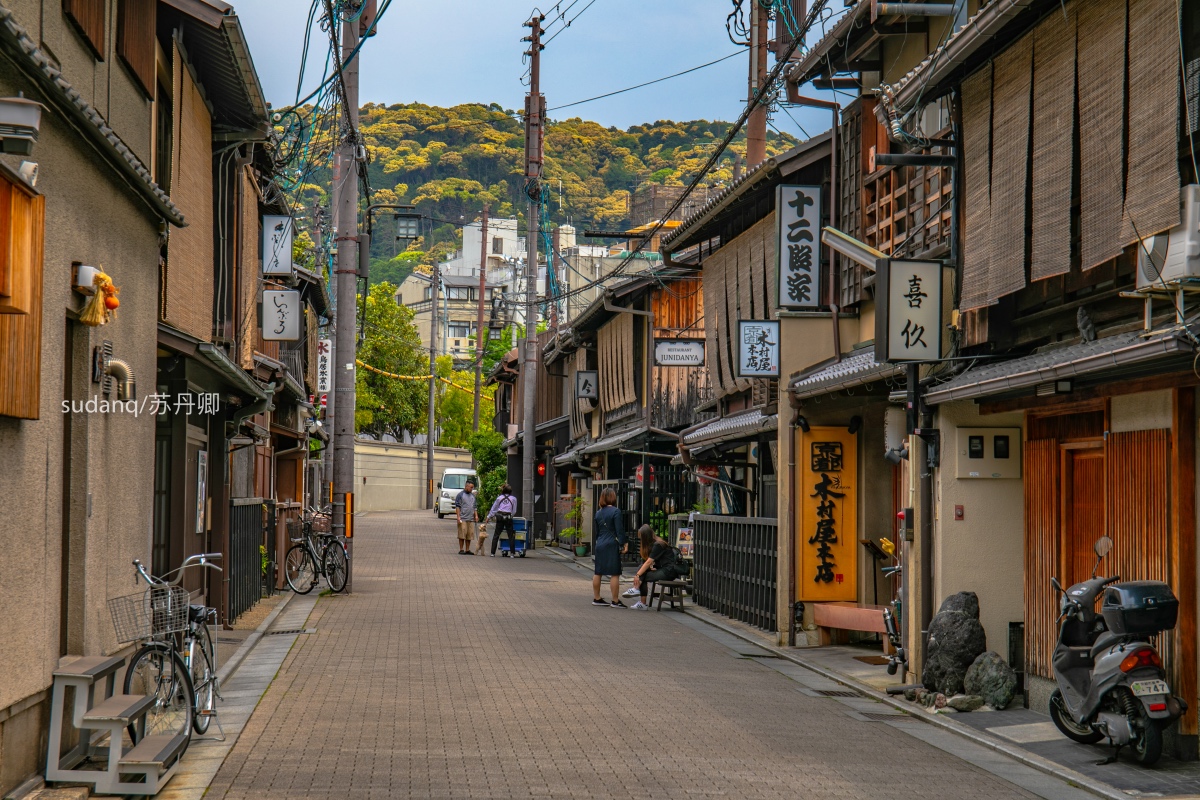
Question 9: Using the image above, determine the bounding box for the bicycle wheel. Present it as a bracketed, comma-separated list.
[188, 624, 217, 734]
[285, 544, 317, 594]
[323, 539, 348, 592]
[125, 644, 194, 745]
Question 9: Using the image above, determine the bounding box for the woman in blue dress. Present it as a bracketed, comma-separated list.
[591, 488, 628, 607]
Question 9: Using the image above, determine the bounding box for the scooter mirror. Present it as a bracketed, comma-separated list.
[1050, 576, 1064, 594]
[1094, 536, 1113, 559]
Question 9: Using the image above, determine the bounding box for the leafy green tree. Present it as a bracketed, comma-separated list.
[468, 428, 507, 512]
[370, 251, 421, 287]
[355, 282, 427, 439]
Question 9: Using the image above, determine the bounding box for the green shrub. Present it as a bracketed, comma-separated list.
[469, 429, 507, 512]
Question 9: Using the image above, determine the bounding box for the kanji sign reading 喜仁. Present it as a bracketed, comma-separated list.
[797, 426, 858, 602]
[736, 320, 780, 377]
[262, 215, 294, 276]
[875, 259, 944, 363]
[776, 185, 822, 310]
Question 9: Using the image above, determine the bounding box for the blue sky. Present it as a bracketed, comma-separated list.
[236, 0, 837, 137]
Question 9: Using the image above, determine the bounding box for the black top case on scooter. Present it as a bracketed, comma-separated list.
[1101, 582, 1178, 636]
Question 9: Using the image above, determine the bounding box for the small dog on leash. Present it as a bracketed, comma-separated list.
[475, 522, 488, 555]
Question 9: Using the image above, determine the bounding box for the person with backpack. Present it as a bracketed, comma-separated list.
[628, 526, 679, 610]
[486, 484, 518, 557]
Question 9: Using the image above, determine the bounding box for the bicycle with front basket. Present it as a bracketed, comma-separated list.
[284, 510, 347, 594]
[108, 553, 223, 749]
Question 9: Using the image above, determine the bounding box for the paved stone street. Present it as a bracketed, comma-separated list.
[203, 511, 1085, 799]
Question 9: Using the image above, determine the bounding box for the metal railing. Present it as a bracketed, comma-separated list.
[229, 498, 265, 622]
[691, 514, 778, 633]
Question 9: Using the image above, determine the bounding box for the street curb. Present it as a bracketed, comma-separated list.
[679, 607, 1130, 800]
[217, 590, 295, 685]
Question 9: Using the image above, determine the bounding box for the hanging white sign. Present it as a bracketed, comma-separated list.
[776, 184, 822, 310]
[317, 337, 332, 392]
[736, 320, 780, 377]
[875, 259, 944, 363]
[575, 370, 598, 400]
[262, 290, 302, 341]
[262, 215, 294, 276]
[654, 339, 704, 366]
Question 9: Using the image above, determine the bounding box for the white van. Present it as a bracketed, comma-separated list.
[436, 468, 477, 519]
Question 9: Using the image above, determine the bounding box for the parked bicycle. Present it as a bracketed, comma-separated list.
[284, 512, 347, 594]
[109, 553, 223, 749]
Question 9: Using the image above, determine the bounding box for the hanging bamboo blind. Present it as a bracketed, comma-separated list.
[598, 312, 635, 412]
[987, 35, 1034, 303]
[238, 169, 260, 370]
[960, 64, 993, 311]
[1077, 0, 1127, 270]
[570, 348, 592, 440]
[1121, 0, 1182, 245]
[1030, 5, 1076, 282]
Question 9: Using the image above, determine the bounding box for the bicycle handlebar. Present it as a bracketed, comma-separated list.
[132, 552, 224, 587]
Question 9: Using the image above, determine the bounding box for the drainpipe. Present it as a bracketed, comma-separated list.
[787, 394, 801, 647]
[105, 358, 136, 401]
[228, 382, 277, 445]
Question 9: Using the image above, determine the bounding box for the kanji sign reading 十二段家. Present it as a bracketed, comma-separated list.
[736, 320, 780, 377]
[776, 185, 822, 310]
[875, 259, 944, 363]
[797, 426, 858, 602]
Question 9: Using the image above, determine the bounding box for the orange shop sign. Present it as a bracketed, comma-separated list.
[796, 426, 858, 602]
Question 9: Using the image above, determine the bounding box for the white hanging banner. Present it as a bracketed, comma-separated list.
[262, 290, 302, 341]
[776, 184, 822, 310]
[875, 259, 944, 363]
[262, 215, 295, 276]
[317, 337, 332, 392]
[736, 320, 780, 377]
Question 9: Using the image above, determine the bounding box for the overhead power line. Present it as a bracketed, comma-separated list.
[548, 51, 743, 112]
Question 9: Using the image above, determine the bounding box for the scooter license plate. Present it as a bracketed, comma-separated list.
[1131, 680, 1169, 697]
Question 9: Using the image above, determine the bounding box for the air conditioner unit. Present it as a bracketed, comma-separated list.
[1137, 184, 1200, 289]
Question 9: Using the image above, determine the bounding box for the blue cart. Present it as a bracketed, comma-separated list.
[500, 517, 528, 557]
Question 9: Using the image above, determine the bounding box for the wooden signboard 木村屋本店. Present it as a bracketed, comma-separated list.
[797, 426, 858, 602]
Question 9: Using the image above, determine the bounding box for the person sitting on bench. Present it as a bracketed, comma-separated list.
[629, 526, 677, 610]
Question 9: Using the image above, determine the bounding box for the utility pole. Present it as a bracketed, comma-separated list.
[746, 1, 769, 166]
[427, 259, 439, 509]
[332, 5, 360, 588]
[473, 205, 489, 432]
[521, 12, 545, 534]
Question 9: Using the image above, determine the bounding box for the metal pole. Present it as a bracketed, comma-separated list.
[522, 12, 544, 530]
[473, 205, 489, 433]
[427, 258, 439, 509]
[332, 7, 360, 590]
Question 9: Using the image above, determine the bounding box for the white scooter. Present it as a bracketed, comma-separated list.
[1048, 536, 1186, 766]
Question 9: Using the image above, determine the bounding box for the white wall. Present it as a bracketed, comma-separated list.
[355, 440, 472, 511]
[934, 401, 1026, 660]
[1111, 388, 1172, 432]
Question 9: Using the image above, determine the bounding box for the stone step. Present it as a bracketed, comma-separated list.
[80, 693, 153, 726]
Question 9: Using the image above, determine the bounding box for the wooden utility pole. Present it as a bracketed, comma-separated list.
[332, 6, 361, 587]
[521, 12, 545, 534]
[746, 1, 769, 166]
[473, 206, 489, 432]
[427, 257, 439, 508]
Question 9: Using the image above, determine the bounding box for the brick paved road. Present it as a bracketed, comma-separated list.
[206, 511, 1049, 799]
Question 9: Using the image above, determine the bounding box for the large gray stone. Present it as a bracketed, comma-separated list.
[964, 650, 1018, 710]
[938, 591, 980, 620]
[948, 694, 984, 712]
[922, 607, 987, 694]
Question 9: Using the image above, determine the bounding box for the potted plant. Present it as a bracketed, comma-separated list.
[558, 495, 589, 556]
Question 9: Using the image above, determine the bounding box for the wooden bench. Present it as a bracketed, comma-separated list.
[812, 602, 887, 646]
[649, 580, 690, 611]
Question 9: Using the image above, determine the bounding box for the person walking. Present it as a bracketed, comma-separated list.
[454, 480, 479, 555]
[592, 488, 628, 607]
[486, 484, 518, 557]
[628, 526, 677, 610]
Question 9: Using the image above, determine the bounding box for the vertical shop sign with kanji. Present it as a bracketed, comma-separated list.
[736, 320, 780, 377]
[317, 337, 331, 392]
[876, 259, 944, 363]
[776, 185, 822, 310]
[261, 290, 301, 341]
[262, 215, 295, 276]
[797, 426, 858, 602]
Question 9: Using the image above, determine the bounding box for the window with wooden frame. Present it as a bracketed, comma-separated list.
[63, 0, 107, 60]
[117, 0, 156, 96]
[0, 168, 47, 419]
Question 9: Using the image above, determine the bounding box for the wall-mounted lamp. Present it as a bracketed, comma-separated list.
[797, 415, 810, 433]
[884, 446, 909, 465]
[0, 94, 44, 155]
[848, 415, 863, 435]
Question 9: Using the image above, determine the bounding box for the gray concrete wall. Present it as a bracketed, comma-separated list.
[355, 440, 473, 512]
[0, 4, 161, 793]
